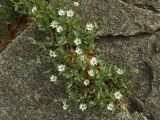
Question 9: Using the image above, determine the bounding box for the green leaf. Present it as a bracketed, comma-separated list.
[97, 91, 101, 100]
[67, 81, 73, 89]
[57, 37, 67, 46]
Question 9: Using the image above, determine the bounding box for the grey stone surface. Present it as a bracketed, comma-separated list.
[72, 0, 160, 36]
[0, 27, 123, 120]
[1, 0, 160, 120]
[114, 111, 133, 120]
[96, 31, 160, 120]
[0, 26, 150, 120]
[132, 112, 148, 120]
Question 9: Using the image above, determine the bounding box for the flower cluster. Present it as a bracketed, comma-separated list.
[50, 20, 63, 33]
[11, 0, 136, 112]
[58, 9, 74, 17]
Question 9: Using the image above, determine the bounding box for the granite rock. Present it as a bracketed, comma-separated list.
[0, 27, 122, 120]
[96, 31, 160, 120]
[1, 0, 160, 120]
[0, 26, 147, 120]
[66, 0, 160, 36]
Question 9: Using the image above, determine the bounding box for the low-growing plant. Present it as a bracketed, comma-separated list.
[11, 0, 138, 112]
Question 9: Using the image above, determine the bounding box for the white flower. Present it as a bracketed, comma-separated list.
[90, 57, 98, 66]
[56, 26, 63, 33]
[88, 70, 95, 77]
[49, 50, 57, 58]
[79, 103, 87, 111]
[63, 104, 68, 110]
[58, 9, 65, 16]
[32, 6, 37, 13]
[50, 75, 57, 82]
[75, 48, 83, 55]
[67, 10, 74, 17]
[74, 2, 79, 6]
[114, 91, 123, 100]
[74, 38, 81, 45]
[50, 20, 59, 29]
[86, 23, 94, 31]
[62, 101, 68, 110]
[58, 64, 66, 72]
[107, 103, 114, 111]
[117, 68, 124, 74]
[84, 80, 90, 86]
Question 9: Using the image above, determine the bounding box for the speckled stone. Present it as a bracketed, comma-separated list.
[1, 0, 160, 119]
[64, 0, 160, 36]
[0, 27, 123, 120]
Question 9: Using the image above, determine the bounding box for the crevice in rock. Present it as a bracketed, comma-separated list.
[118, 0, 159, 13]
[127, 92, 155, 120]
[146, 113, 155, 120]
[125, 61, 154, 120]
[99, 27, 160, 39]
[138, 61, 153, 102]
[152, 41, 160, 53]
[133, 4, 159, 13]
[99, 32, 150, 40]
[127, 92, 144, 113]
[119, 0, 129, 4]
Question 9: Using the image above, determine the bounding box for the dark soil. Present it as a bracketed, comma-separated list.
[0, 16, 31, 52]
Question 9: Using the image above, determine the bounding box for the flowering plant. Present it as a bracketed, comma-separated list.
[11, 0, 137, 112]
